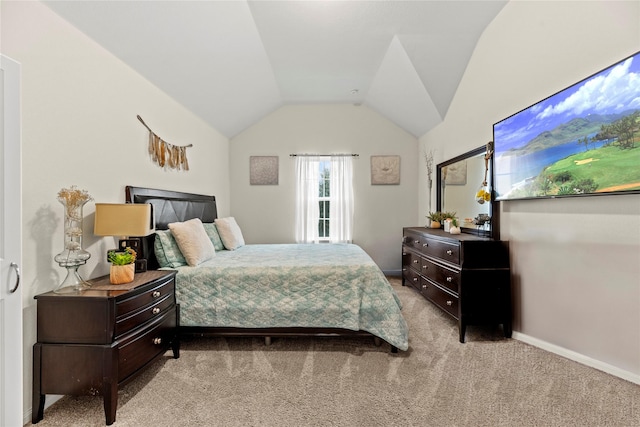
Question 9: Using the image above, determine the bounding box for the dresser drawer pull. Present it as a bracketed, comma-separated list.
[152, 290, 161, 298]
[422, 243, 428, 247]
[446, 276, 453, 282]
[153, 337, 162, 345]
[422, 284, 427, 290]
[152, 307, 161, 315]
[446, 250, 453, 255]
[414, 240, 420, 244]
[413, 259, 419, 264]
[446, 300, 453, 306]
[422, 265, 428, 269]
[402, 267, 407, 271]
[412, 277, 418, 282]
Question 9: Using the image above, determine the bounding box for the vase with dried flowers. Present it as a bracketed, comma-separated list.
[53, 185, 92, 293]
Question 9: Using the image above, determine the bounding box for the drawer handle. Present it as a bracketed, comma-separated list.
[402, 267, 407, 271]
[414, 240, 419, 244]
[446, 300, 453, 306]
[152, 290, 161, 298]
[422, 243, 428, 247]
[152, 307, 161, 315]
[412, 277, 418, 282]
[446, 250, 453, 255]
[402, 252, 407, 256]
[413, 259, 419, 264]
[422, 265, 428, 269]
[153, 337, 162, 345]
[422, 284, 427, 290]
[446, 276, 452, 282]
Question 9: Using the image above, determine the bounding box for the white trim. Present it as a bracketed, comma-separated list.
[513, 332, 640, 385]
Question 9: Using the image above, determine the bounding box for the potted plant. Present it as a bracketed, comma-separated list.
[108, 247, 137, 284]
[441, 211, 457, 232]
[426, 211, 442, 229]
[449, 218, 461, 234]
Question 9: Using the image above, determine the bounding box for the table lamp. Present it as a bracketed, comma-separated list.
[94, 203, 155, 272]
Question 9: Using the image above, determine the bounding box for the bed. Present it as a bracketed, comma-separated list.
[125, 186, 409, 352]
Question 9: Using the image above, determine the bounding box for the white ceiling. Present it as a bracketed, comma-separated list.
[43, 1, 507, 138]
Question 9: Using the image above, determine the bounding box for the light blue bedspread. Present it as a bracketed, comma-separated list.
[166, 243, 409, 350]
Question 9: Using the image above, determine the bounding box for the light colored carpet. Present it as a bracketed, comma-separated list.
[33, 278, 640, 427]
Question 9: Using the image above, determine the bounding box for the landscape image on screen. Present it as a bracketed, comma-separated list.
[493, 51, 640, 201]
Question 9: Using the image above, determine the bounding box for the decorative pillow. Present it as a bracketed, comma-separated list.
[168, 218, 215, 266]
[214, 217, 245, 250]
[154, 230, 187, 268]
[202, 222, 225, 251]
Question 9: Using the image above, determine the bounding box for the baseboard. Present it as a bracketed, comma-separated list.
[512, 331, 640, 385]
[383, 269, 402, 277]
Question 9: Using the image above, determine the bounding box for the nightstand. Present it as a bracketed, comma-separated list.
[32, 270, 179, 425]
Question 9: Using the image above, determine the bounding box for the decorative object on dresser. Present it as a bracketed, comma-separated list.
[32, 270, 179, 426]
[53, 186, 93, 294]
[402, 227, 511, 342]
[94, 203, 155, 273]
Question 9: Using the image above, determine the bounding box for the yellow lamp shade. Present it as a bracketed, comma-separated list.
[94, 203, 154, 237]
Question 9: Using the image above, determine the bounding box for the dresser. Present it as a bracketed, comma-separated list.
[402, 227, 511, 342]
[32, 270, 179, 425]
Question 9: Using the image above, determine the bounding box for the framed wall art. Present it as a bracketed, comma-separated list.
[371, 155, 400, 185]
[250, 156, 279, 185]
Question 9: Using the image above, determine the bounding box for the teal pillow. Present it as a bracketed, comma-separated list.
[154, 230, 187, 268]
[203, 223, 225, 251]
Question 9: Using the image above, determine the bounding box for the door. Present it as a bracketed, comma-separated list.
[1, 55, 23, 426]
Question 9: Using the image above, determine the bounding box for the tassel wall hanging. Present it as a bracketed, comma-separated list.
[137, 115, 192, 171]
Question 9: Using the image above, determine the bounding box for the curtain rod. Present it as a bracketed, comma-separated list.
[289, 153, 359, 157]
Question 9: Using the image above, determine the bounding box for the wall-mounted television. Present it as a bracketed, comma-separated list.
[493, 51, 640, 201]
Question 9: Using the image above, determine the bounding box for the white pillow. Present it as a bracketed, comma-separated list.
[214, 217, 245, 250]
[168, 218, 215, 266]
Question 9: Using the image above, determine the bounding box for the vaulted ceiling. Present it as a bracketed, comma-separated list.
[43, 1, 507, 138]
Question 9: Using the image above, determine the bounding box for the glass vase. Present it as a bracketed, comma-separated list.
[54, 189, 92, 293]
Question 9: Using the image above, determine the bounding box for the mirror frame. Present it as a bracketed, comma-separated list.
[436, 145, 499, 240]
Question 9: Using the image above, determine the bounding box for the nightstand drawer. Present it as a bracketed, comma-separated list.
[115, 293, 175, 338]
[118, 306, 177, 382]
[116, 276, 174, 318]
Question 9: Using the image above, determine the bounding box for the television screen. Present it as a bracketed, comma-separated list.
[493, 51, 640, 201]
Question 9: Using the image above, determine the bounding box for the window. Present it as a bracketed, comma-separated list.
[295, 155, 353, 244]
[318, 160, 330, 240]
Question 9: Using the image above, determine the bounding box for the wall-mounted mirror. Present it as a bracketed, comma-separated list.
[436, 145, 496, 238]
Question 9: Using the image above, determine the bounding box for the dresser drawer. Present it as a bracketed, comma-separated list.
[421, 258, 460, 293]
[425, 283, 459, 319]
[423, 238, 460, 265]
[116, 277, 175, 318]
[403, 267, 422, 291]
[115, 293, 175, 338]
[118, 306, 177, 382]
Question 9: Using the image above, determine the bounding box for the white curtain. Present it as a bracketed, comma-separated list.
[329, 155, 354, 243]
[295, 156, 320, 243]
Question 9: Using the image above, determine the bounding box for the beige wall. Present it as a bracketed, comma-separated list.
[1, 1, 230, 420]
[230, 104, 418, 272]
[419, 1, 640, 378]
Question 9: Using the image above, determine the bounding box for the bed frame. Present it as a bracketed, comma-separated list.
[125, 186, 397, 352]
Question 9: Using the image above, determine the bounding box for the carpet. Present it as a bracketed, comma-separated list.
[33, 278, 640, 426]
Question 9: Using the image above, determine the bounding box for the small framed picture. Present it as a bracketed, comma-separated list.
[371, 155, 400, 185]
[250, 156, 279, 185]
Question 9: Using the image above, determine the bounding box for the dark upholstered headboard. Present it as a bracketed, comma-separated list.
[125, 186, 218, 269]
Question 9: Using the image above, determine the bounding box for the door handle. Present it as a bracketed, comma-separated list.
[9, 262, 20, 293]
